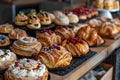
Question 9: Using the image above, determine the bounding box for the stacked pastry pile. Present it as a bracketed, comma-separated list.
[92, 0, 119, 9]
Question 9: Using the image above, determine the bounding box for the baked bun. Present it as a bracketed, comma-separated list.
[8, 28, 27, 39]
[36, 29, 61, 47]
[37, 10, 52, 25]
[55, 26, 75, 40]
[4, 58, 48, 80]
[53, 11, 69, 26]
[77, 26, 104, 46]
[11, 37, 42, 57]
[67, 12, 79, 24]
[36, 45, 72, 69]
[62, 38, 89, 57]
[15, 11, 28, 26]
[98, 22, 120, 38]
[0, 35, 10, 47]
[0, 23, 13, 34]
[0, 49, 16, 71]
[46, 12, 55, 21]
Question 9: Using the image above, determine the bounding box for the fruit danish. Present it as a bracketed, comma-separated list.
[36, 45, 72, 69]
[4, 58, 48, 80]
[0, 35, 10, 47]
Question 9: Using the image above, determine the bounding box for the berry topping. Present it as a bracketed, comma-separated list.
[15, 62, 19, 67]
[40, 29, 53, 34]
[26, 59, 30, 62]
[57, 26, 68, 29]
[67, 38, 83, 44]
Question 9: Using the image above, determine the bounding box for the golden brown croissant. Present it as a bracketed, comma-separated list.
[55, 26, 75, 40]
[62, 38, 89, 57]
[36, 45, 72, 69]
[11, 37, 42, 57]
[77, 26, 104, 47]
[36, 30, 61, 47]
[4, 58, 48, 80]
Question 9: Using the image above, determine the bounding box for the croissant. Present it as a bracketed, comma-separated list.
[4, 58, 48, 80]
[36, 45, 72, 69]
[62, 38, 89, 57]
[55, 26, 75, 40]
[77, 26, 104, 47]
[36, 30, 61, 47]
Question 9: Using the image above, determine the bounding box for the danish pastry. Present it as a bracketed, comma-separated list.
[0, 35, 10, 47]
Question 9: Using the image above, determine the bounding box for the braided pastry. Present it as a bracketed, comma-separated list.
[62, 38, 89, 57]
[77, 26, 104, 46]
[0, 49, 16, 71]
[0, 35, 10, 47]
[36, 45, 72, 69]
[11, 37, 42, 57]
[4, 58, 48, 80]
[36, 30, 61, 47]
[55, 26, 75, 40]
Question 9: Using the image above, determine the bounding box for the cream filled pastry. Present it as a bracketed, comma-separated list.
[4, 58, 48, 80]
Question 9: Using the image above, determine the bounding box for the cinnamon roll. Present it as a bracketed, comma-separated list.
[4, 58, 48, 80]
[0, 49, 16, 71]
[11, 37, 42, 57]
[36, 45, 72, 69]
[0, 35, 10, 47]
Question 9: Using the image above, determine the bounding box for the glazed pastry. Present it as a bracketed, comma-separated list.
[4, 58, 48, 80]
[15, 11, 28, 26]
[98, 22, 119, 38]
[62, 38, 89, 57]
[11, 37, 42, 57]
[77, 26, 104, 46]
[8, 28, 27, 39]
[97, 17, 110, 23]
[0, 23, 13, 34]
[53, 11, 69, 26]
[36, 29, 61, 47]
[79, 14, 87, 20]
[37, 10, 52, 25]
[110, 18, 120, 31]
[46, 12, 55, 21]
[0, 49, 16, 71]
[27, 9, 41, 29]
[66, 12, 79, 24]
[0, 35, 10, 47]
[36, 44, 72, 69]
[55, 26, 75, 40]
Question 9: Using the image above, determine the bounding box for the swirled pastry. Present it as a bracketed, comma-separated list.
[77, 26, 104, 46]
[62, 38, 89, 57]
[36, 30, 61, 47]
[36, 45, 72, 69]
[0, 49, 16, 71]
[8, 28, 27, 39]
[4, 58, 48, 80]
[0, 35, 10, 47]
[53, 11, 69, 26]
[55, 26, 75, 40]
[15, 11, 28, 26]
[0, 23, 13, 34]
[11, 37, 42, 57]
[37, 10, 52, 25]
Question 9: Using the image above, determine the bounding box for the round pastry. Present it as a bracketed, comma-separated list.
[0, 23, 13, 34]
[0, 49, 16, 71]
[53, 11, 69, 26]
[11, 37, 42, 57]
[77, 26, 104, 47]
[4, 58, 48, 80]
[55, 26, 75, 40]
[62, 38, 89, 57]
[0, 35, 10, 47]
[36, 44, 72, 69]
[46, 12, 55, 21]
[8, 28, 27, 39]
[66, 12, 79, 24]
[36, 29, 61, 47]
[15, 11, 28, 26]
[37, 10, 52, 25]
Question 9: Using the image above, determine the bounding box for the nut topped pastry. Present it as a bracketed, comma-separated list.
[36, 44, 72, 69]
[36, 29, 61, 47]
[11, 37, 42, 57]
[37, 10, 52, 25]
[62, 38, 89, 57]
[4, 58, 48, 80]
[0, 49, 16, 71]
[15, 11, 28, 26]
[0, 35, 10, 47]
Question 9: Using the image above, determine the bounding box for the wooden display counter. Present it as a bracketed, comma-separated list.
[49, 38, 120, 80]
